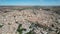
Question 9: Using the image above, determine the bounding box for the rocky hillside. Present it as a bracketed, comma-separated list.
[0, 7, 60, 34]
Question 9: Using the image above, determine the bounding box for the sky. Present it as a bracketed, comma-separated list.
[0, 0, 60, 6]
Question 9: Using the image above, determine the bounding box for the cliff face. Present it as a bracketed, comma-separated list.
[0, 7, 60, 34]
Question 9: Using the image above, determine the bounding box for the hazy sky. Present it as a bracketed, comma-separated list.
[0, 0, 60, 6]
